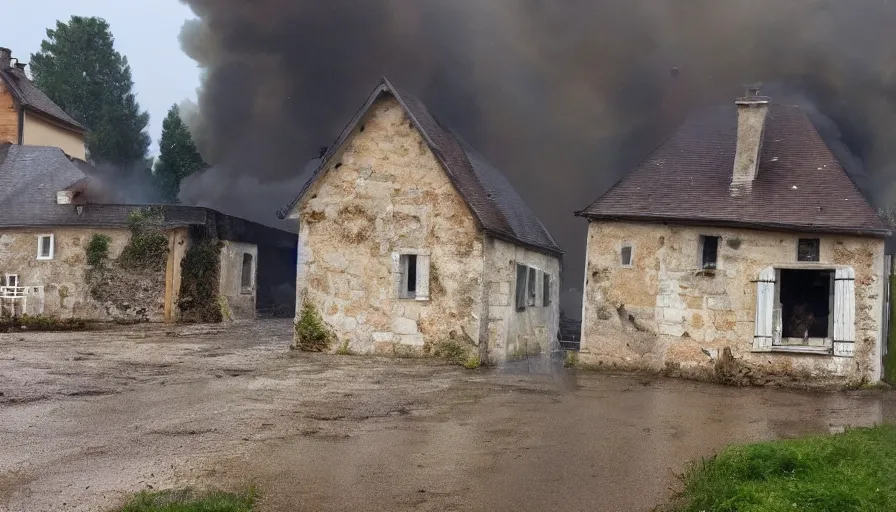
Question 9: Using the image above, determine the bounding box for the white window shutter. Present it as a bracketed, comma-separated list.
[415, 254, 430, 301]
[833, 267, 856, 357]
[753, 267, 776, 351]
[392, 252, 403, 297]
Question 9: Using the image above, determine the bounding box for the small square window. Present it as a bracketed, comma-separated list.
[543, 273, 552, 307]
[620, 245, 633, 267]
[37, 234, 54, 260]
[700, 235, 720, 270]
[797, 238, 820, 262]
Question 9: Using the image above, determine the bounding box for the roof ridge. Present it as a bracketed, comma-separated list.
[277, 77, 562, 255]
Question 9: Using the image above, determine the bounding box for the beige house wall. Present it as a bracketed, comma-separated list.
[484, 237, 561, 358]
[22, 112, 86, 160]
[164, 228, 191, 322]
[0, 227, 166, 321]
[581, 220, 885, 385]
[218, 240, 258, 321]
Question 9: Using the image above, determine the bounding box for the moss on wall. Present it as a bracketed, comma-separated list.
[83, 223, 166, 323]
[118, 208, 168, 271]
[177, 240, 224, 323]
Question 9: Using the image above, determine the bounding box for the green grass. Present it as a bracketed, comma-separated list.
[116, 488, 255, 512]
[669, 424, 896, 512]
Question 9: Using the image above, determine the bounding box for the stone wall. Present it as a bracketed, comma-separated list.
[0, 227, 166, 321]
[484, 238, 561, 359]
[218, 240, 257, 321]
[294, 96, 484, 354]
[580, 220, 886, 385]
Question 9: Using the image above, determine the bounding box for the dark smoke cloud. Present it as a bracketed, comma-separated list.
[177, 0, 896, 318]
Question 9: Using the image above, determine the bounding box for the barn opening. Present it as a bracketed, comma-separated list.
[778, 269, 833, 342]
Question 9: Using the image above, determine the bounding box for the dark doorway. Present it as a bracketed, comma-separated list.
[779, 269, 833, 339]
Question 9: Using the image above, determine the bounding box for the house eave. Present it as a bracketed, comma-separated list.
[576, 212, 891, 238]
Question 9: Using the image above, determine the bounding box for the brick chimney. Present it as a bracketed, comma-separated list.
[730, 83, 770, 195]
[0, 48, 11, 69]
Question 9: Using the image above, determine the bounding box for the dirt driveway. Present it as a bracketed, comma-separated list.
[2, 319, 895, 512]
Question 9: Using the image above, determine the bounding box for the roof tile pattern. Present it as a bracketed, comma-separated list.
[578, 105, 889, 237]
[0, 67, 86, 131]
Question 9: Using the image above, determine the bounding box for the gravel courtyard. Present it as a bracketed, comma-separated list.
[2, 319, 895, 512]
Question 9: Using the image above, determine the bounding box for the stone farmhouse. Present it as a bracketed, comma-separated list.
[576, 86, 890, 385]
[0, 47, 297, 323]
[279, 78, 563, 360]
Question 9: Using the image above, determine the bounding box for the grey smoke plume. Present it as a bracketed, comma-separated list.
[178, 0, 896, 318]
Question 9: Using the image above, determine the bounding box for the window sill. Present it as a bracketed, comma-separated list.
[399, 296, 430, 302]
[769, 345, 832, 355]
[695, 268, 716, 277]
[36, 257, 53, 261]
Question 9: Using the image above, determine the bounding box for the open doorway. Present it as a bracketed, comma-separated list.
[778, 269, 833, 344]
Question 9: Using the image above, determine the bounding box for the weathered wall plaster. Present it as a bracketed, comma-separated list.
[485, 238, 561, 358]
[580, 221, 885, 385]
[219, 240, 258, 321]
[0, 227, 165, 321]
[295, 96, 485, 355]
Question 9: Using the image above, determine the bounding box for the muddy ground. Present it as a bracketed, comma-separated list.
[2, 319, 896, 512]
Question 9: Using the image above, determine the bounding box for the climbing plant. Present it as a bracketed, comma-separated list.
[86, 234, 112, 268]
[118, 208, 168, 271]
[177, 240, 224, 323]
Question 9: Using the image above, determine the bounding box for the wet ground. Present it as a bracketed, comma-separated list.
[2, 319, 895, 512]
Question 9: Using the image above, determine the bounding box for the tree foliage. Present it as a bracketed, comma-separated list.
[30, 16, 151, 166]
[153, 105, 208, 202]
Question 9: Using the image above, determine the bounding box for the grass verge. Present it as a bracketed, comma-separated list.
[666, 424, 896, 512]
[115, 488, 255, 512]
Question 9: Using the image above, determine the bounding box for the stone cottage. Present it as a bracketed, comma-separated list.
[0, 47, 87, 160]
[0, 144, 297, 322]
[576, 86, 890, 385]
[278, 78, 562, 360]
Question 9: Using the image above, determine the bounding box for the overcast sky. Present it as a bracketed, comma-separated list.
[8, 0, 201, 155]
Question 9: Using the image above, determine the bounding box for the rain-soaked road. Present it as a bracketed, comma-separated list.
[2, 319, 894, 511]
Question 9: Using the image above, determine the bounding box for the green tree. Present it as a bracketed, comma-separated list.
[30, 16, 150, 166]
[153, 105, 208, 202]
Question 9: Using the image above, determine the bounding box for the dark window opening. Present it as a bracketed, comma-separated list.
[527, 268, 537, 307]
[543, 273, 552, 307]
[797, 238, 820, 262]
[515, 264, 528, 311]
[399, 254, 418, 298]
[406, 255, 417, 294]
[241, 253, 253, 292]
[621, 246, 633, 267]
[700, 236, 719, 269]
[779, 269, 833, 340]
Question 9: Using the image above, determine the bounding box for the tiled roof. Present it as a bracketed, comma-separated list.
[0, 67, 87, 132]
[0, 144, 296, 248]
[278, 78, 562, 256]
[577, 104, 889, 237]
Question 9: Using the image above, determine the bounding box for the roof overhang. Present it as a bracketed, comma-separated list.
[576, 212, 892, 239]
